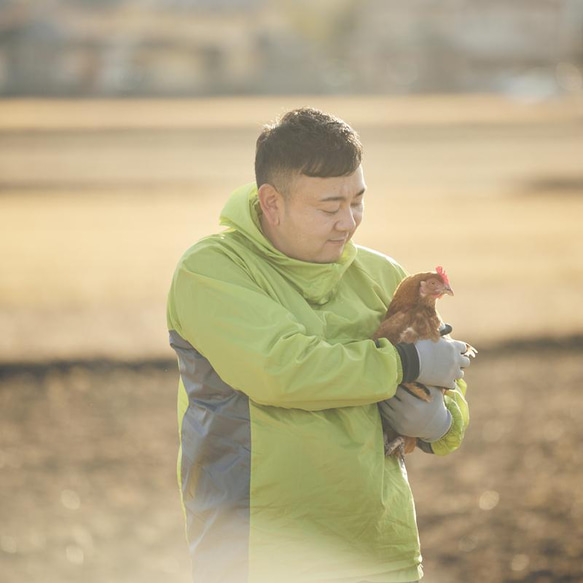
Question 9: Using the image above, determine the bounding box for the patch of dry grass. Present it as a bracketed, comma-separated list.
[1, 95, 581, 130]
[1, 97, 582, 361]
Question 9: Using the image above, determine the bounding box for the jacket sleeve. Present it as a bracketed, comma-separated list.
[167, 246, 403, 411]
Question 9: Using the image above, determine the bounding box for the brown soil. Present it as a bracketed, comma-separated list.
[1, 348, 582, 583]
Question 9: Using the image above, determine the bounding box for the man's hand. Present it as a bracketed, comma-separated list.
[414, 337, 471, 389]
[419, 380, 470, 455]
[379, 385, 452, 442]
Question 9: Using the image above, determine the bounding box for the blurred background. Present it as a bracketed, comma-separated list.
[1, 0, 583, 97]
[1, 1, 582, 582]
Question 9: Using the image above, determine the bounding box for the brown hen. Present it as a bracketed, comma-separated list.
[373, 266, 475, 456]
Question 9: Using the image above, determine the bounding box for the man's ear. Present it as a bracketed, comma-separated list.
[257, 183, 283, 226]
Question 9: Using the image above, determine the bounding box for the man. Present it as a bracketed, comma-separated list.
[167, 108, 472, 583]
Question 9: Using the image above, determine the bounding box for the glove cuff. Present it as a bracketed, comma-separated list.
[395, 343, 420, 383]
[416, 439, 435, 454]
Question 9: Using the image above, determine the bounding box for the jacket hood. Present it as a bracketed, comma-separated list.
[219, 183, 358, 305]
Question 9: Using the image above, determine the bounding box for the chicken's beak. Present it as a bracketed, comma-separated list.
[444, 285, 454, 296]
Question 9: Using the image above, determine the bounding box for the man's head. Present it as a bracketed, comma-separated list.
[255, 108, 366, 264]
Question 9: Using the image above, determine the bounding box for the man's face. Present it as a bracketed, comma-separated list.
[270, 166, 366, 263]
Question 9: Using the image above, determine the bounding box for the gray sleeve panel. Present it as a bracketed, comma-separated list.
[170, 330, 251, 583]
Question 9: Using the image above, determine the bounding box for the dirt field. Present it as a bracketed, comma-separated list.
[1, 349, 582, 583]
[1, 97, 582, 582]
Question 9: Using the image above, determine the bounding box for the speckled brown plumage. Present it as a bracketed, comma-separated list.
[374, 267, 454, 456]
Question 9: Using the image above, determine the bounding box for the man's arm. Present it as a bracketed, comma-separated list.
[168, 245, 403, 411]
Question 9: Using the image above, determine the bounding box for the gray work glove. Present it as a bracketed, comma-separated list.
[415, 337, 471, 389]
[379, 385, 452, 442]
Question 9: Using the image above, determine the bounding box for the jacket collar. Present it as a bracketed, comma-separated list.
[219, 183, 357, 305]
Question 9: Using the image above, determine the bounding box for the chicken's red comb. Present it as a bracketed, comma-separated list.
[435, 266, 450, 286]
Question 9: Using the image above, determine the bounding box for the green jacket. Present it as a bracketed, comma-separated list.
[167, 183, 468, 583]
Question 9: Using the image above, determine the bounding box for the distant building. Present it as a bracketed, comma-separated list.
[0, 0, 581, 96]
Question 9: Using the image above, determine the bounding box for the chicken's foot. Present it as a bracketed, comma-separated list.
[384, 435, 405, 457]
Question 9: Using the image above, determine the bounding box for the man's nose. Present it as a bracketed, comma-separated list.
[336, 207, 357, 231]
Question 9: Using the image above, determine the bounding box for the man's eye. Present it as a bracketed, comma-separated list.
[322, 208, 339, 215]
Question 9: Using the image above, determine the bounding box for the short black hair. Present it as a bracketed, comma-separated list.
[255, 107, 362, 194]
